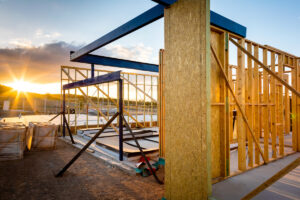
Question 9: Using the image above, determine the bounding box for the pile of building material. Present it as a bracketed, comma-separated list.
[27, 122, 57, 150]
[0, 122, 26, 161]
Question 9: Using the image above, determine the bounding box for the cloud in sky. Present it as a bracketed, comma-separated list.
[98, 43, 154, 63]
[35, 29, 61, 39]
[9, 38, 33, 48]
[0, 41, 155, 85]
[0, 41, 80, 84]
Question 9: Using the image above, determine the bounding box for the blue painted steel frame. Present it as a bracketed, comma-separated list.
[75, 54, 159, 72]
[63, 71, 121, 90]
[71, 2, 246, 72]
[210, 11, 246, 38]
[70, 4, 164, 61]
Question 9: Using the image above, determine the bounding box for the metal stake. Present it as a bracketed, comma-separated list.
[55, 112, 119, 177]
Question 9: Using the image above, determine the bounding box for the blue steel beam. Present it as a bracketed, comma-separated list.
[70, 4, 164, 61]
[151, 0, 177, 6]
[75, 54, 159, 72]
[210, 11, 246, 38]
[63, 71, 121, 90]
[71, 3, 246, 68]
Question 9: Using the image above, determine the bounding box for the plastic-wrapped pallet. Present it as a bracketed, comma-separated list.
[0, 122, 26, 161]
[28, 122, 57, 150]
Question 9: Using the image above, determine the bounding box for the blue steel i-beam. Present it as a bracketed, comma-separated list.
[75, 54, 159, 72]
[71, 4, 164, 61]
[71, 5, 246, 61]
[63, 71, 121, 90]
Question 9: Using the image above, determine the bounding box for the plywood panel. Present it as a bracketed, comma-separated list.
[164, 0, 211, 199]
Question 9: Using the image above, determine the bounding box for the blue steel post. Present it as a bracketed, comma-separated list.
[119, 79, 123, 161]
[91, 64, 94, 78]
[62, 90, 66, 137]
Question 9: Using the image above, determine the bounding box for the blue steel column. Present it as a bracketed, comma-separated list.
[62, 90, 66, 137]
[119, 79, 123, 161]
[91, 64, 95, 78]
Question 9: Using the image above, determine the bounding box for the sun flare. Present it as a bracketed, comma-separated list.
[4, 80, 60, 94]
[8, 80, 31, 93]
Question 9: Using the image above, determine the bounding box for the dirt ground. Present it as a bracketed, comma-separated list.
[0, 140, 164, 200]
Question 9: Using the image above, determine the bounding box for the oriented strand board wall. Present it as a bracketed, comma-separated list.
[164, 0, 211, 199]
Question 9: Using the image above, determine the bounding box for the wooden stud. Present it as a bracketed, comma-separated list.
[270, 52, 277, 158]
[278, 54, 284, 156]
[128, 74, 130, 123]
[253, 46, 260, 164]
[292, 58, 298, 151]
[246, 42, 253, 167]
[237, 38, 247, 171]
[263, 48, 269, 162]
[297, 59, 300, 152]
[283, 74, 290, 135]
[225, 32, 231, 176]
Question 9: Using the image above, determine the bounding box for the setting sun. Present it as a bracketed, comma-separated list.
[8, 80, 32, 93]
[4, 80, 60, 94]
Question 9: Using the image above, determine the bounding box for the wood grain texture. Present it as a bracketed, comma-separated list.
[253, 45, 260, 164]
[237, 38, 246, 171]
[164, 0, 211, 199]
[278, 54, 284, 156]
[246, 42, 253, 167]
[263, 48, 269, 162]
[270, 52, 277, 158]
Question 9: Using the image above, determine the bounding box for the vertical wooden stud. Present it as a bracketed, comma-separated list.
[237, 38, 246, 171]
[278, 54, 284, 156]
[270, 52, 277, 158]
[253, 46, 260, 164]
[246, 42, 253, 167]
[263, 48, 269, 162]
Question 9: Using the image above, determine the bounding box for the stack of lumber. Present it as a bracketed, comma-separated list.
[28, 122, 57, 150]
[0, 122, 26, 161]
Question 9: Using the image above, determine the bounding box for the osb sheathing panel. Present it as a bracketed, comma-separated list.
[164, 0, 211, 199]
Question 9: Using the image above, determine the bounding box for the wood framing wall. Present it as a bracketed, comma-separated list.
[60, 66, 159, 133]
[159, 21, 300, 184]
[164, 0, 211, 199]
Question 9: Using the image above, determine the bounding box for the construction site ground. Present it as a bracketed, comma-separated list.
[1, 138, 299, 200]
[0, 139, 164, 200]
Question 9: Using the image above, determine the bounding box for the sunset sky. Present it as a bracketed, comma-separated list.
[0, 0, 299, 94]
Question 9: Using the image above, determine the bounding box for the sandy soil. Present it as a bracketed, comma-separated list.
[0, 140, 164, 200]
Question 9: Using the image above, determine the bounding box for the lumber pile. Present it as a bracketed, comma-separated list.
[0, 122, 26, 161]
[28, 122, 57, 150]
